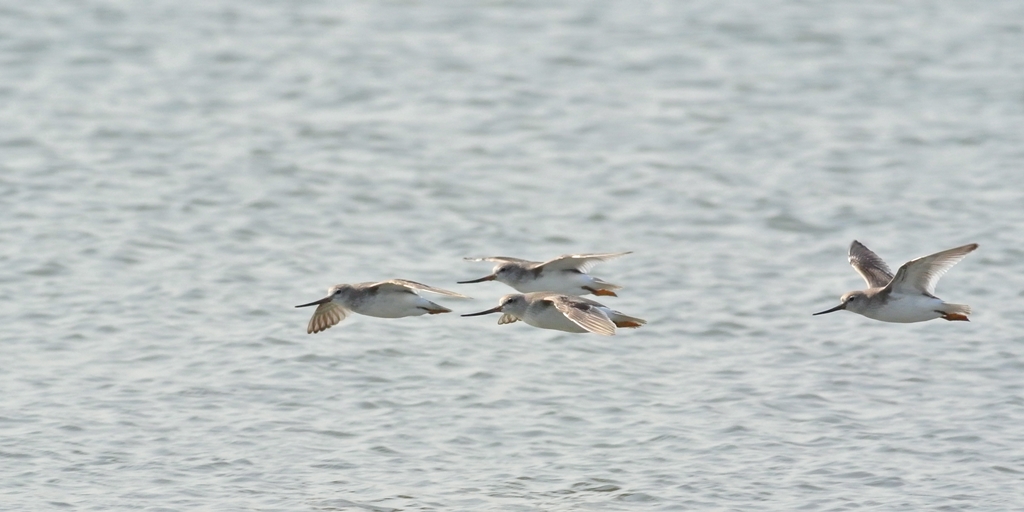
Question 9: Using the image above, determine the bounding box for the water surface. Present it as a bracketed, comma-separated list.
[2, 1, 1024, 510]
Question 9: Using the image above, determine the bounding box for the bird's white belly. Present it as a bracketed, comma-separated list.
[513, 272, 592, 294]
[862, 294, 944, 323]
[350, 294, 432, 318]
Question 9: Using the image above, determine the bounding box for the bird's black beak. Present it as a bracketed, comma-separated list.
[296, 296, 332, 308]
[457, 274, 497, 284]
[812, 303, 846, 316]
[461, 305, 504, 317]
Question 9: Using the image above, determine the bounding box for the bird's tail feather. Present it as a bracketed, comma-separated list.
[591, 277, 622, 290]
[612, 313, 647, 329]
[942, 303, 971, 315]
[939, 303, 971, 321]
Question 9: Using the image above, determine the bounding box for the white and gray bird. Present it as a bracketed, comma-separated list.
[296, 279, 470, 334]
[458, 252, 631, 296]
[462, 292, 646, 336]
[813, 241, 978, 323]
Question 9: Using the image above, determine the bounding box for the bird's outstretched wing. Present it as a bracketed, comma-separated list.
[307, 302, 349, 334]
[497, 313, 520, 325]
[536, 252, 632, 273]
[886, 243, 978, 296]
[848, 241, 894, 288]
[549, 295, 616, 336]
[374, 279, 471, 298]
[463, 256, 534, 264]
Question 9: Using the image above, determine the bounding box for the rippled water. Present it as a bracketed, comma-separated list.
[3, 1, 1024, 510]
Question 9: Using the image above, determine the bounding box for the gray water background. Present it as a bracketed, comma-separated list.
[2, 1, 1024, 510]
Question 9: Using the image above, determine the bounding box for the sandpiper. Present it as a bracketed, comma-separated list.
[813, 240, 978, 323]
[296, 279, 470, 334]
[462, 292, 646, 336]
[458, 252, 631, 296]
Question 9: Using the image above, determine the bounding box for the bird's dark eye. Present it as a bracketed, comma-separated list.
[848, 296, 855, 302]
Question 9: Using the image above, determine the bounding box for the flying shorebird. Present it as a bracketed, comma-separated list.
[813, 240, 978, 323]
[296, 279, 470, 334]
[462, 292, 646, 335]
[458, 252, 631, 296]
